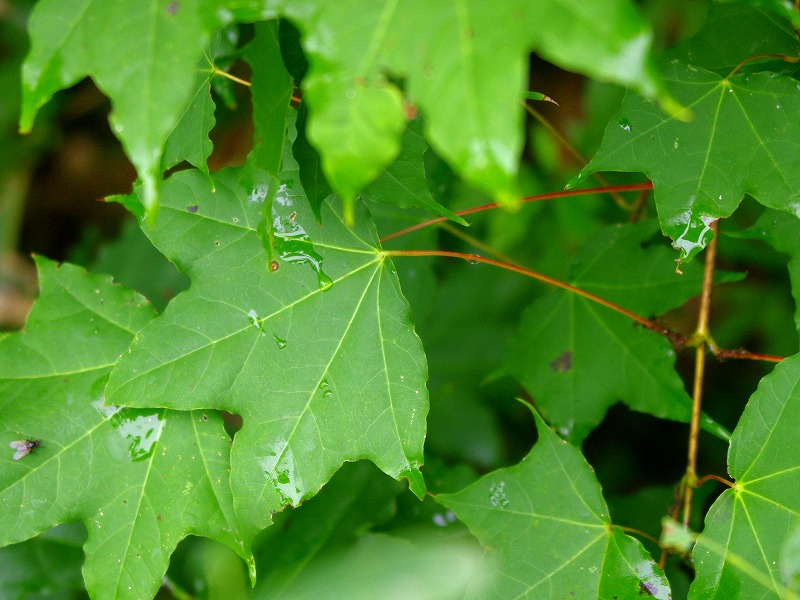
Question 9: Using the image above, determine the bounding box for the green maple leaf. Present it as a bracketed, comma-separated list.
[500, 220, 735, 443]
[276, 0, 670, 215]
[436, 405, 671, 599]
[572, 60, 800, 261]
[0, 258, 249, 600]
[690, 353, 800, 599]
[105, 163, 428, 543]
[20, 0, 226, 220]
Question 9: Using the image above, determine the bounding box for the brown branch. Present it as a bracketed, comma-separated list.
[379, 183, 653, 243]
[714, 348, 783, 363]
[696, 474, 735, 488]
[523, 101, 636, 211]
[384, 249, 663, 330]
[726, 52, 800, 79]
[682, 220, 719, 528]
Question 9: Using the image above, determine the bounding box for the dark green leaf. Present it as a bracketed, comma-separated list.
[740, 208, 800, 330]
[718, 0, 800, 29]
[293, 102, 332, 221]
[663, 3, 800, 75]
[0, 524, 86, 599]
[500, 220, 734, 443]
[253, 461, 403, 597]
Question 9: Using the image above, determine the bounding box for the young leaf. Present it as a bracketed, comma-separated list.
[436, 405, 671, 599]
[292, 102, 333, 221]
[690, 352, 800, 598]
[499, 220, 735, 443]
[278, 0, 668, 215]
[360, 119, 468, 226]
[20, 0, 224, 220]
[105, 166, 429, 544]
[162, 69, 216, 177]
[572, 61, 800, 261]
[244, 20, 293, 177]
[0, 258, 249, 600]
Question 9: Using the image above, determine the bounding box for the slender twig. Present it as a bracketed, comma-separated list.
[384, 250, 664, 330]
[726, 52, 800, 79]
[714, 348, 783, 363]
[696, 474, 735, 488]
[682, 221, 719, 528]
[439, 222, 524, 268]
[211, 66, 252, 87]
[628, 188, 650, 223]
[615, 525, 660, 546]
[523, 102, 636, 211]
[379, 183, 654, 243]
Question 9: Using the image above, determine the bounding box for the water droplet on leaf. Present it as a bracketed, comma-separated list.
[489, 481, 510, 508]
[273, 333, 287, 349]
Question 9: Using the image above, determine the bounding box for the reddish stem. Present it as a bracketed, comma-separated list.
[714, 348, 783, 363]
[379, 183, 653, 243]
[384, 249, 662, 330]
[696, 474, 735, 488]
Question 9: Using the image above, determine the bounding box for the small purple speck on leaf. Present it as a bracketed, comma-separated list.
[187, 205, 198, 213]
[166, 1, 178, 15]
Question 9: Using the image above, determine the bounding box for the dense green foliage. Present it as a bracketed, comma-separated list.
[2, 1, 800, 598]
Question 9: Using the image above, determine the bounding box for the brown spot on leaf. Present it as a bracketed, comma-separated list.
[550, 351, 572, 373]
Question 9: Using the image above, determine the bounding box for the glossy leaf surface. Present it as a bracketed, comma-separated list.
[436, 406, 671, 599]
[105, 164, 429, 543]
[690, 353, 800, 598]
[500, 220, 734, 443]
[575, 62, 800, 261]
[0, 258, 247, 600]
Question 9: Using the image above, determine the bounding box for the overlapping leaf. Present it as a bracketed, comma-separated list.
[662, 3, 800, 74]
[573, 60, 800, 261]
[718, 0, 800, 29]
[690, 353, 800, 598]
[500, 220, 735, 443]
[436, 405, 671, 599]
[740, 208, 800, 331]
[244, 20, 293, 177]
[20, 0, 226, 219]
[162, 70, 216, 177]
[0, 258, 248, 600]
[274, 0, 668, 215]
[105, 163, 429, 543]
[360, 119, 467, 225]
